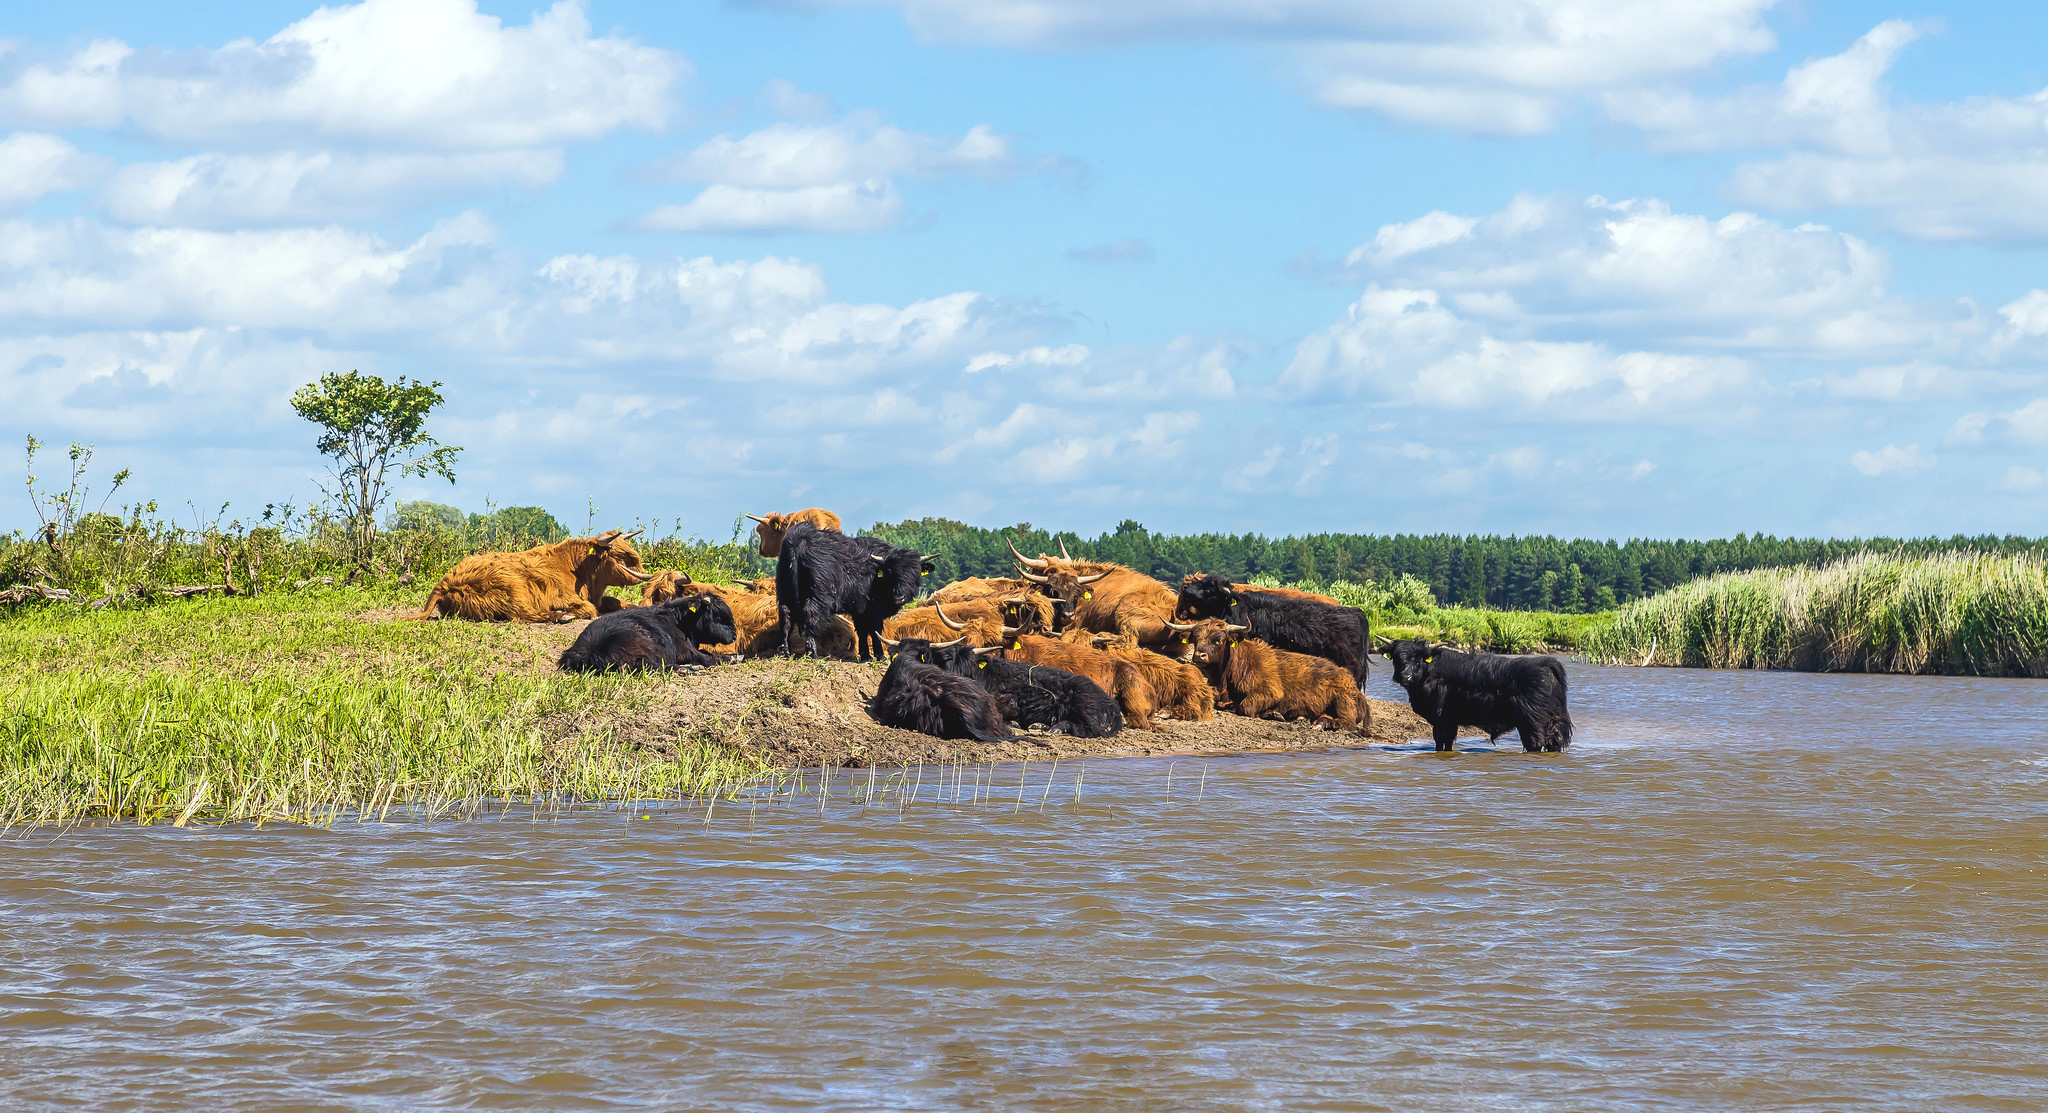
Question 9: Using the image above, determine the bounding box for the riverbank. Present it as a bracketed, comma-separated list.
[0, 591, 1453, 827]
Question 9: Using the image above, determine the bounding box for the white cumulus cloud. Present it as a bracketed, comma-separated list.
[1850, 443, 1936, 477]
[0, 132, 111, 209]
[842, 0, 1777, 135]
[101, 150, 563, 226]
[1610, 20, 2048, 241]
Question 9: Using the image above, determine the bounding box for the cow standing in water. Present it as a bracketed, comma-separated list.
[1380, 638, 1573, 753]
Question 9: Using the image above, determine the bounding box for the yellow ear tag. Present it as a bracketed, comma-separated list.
[1010, 640, 1020, 650]
[876, 570, 885, 579]
[1232, 639, 1241, 646]
[1425, 655, 1434, 663]
[689, 604, 698, 612]
[977, 660, 987, 669]
[588, 546, 600, 557]
[1083, 590, 1092, 600]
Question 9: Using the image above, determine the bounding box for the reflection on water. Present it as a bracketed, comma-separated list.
[5, 664, 2048, 1111]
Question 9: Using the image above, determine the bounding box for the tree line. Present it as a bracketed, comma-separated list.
[861, 517, 2048, 613]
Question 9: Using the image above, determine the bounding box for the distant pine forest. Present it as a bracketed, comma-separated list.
[861, 518, 2048, 615]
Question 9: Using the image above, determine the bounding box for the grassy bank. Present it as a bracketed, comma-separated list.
[0, 588, 772, 829]
[1259, 576, 1610, 653]
[1583, 550, 2048, 675]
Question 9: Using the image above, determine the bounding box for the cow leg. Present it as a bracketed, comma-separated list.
[1432, 721, 1457, 753]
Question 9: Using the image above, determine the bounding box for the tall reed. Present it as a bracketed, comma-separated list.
[1584, 550, 2048, 675]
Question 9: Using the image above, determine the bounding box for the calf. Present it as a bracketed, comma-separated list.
[1065, 629, 1215, 723]
[1175, 573, 1370, 690]
[994, 630, 1159, 731]
[775, 522, 932, 661]
[413, 529, 652, 622]
[1190, 623, 1367, 733]
[873, 642, 1013, 742]
[1380, 638, 1572, 752]
[557, 594, 738, 674]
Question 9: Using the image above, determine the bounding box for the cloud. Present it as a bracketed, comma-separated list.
[0, 0, 680, 148]
[2001, 466, 2043, 493]
[1330, 194, 1973, 359]
[636, 180, 903, 235]
[842, 0, 1777, 134]
[1067, 237, 1152, 263]
[1849, 443, 1936, 477]
[0, 132, 111, 210]
[1609, 20, 2048, 241]
[100, 150, 562, 226]
[965, 344, 1089, 373]
[636, 116, 1063, 235]
[1948, 398, 2048, 449]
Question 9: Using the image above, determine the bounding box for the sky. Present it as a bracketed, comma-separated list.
[4, 0, 2048, 541]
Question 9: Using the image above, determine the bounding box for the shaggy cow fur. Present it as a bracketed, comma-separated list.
[1190, 624, 1368, 732]
[1381, 638, 1572, 753]
[882, 598, 1008, 647]
[557, 594, 738, 674]
[412, 530, 652, 622]
[993, 632, 1160, 731]
[1176, 573, 1370, 689]
[747, 508, 842, 558]
[775, 522, 931, 661]
[872, 647, 1013, 742]
[903, 639, 1123, 738]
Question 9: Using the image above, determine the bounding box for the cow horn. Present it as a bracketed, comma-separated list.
[591, 529, 622, 542]
[1006, 538, 1049, 568]
[1058, 537, 1072, 560]
[1225, 623, 1249, 632]
[972, 645, 1002, 656]
[934, 602, 968, 631]
[879, 635, 900, 649]
[999, 624, 1023, 638]
[622, 527, 645, 540]
[621, 565, 653, 583]
[1166, 621, 1197, 631]
[1075, 571, 1108, 584]
[745, 514, 768, 525]
[1018, 568, 1052, 584]
[931, 637, 966, 649]
[871, 553, 888, 564]
[1371, 633, 1393, 649]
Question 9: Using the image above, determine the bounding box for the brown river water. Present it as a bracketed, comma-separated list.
[4, 663, 2048, 1111]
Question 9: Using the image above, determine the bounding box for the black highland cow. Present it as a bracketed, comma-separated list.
[1380, 638, 1573, 752]
[872, 644, 1013, 742]
[902, 638, 1122, 738]
[1175, 574, 1370, 689]
[558, 595, 738, 674]
[775, 521, 933, 661]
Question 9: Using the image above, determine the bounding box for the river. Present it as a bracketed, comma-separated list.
[4, 664, 2046, 1110]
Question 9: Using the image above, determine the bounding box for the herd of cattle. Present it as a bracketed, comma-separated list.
[409, 508, 1574, 753]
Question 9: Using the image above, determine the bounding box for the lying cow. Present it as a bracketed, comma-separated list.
[1012, 543, 1178, 648]
[1380, 638, 1572, 753]
[1176, 573, 1370, 689]
[641, 569, 855, 657]
[557, 594, 737, 674]
[1063, 629, 1216, 724]
[776, 522, 932, 661]
[882, 599, 1008, 647]
[412, 529, 652, 622]
[992, 627, 1159, 732]
[1189, 622, 1368, 733]
[873, 640, 1013, 742]
[898, 638, 1123, 738]
[746, 508, 841, 558]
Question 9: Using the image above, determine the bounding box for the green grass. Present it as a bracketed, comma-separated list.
[1583, 549, 2048, 675]
[0, 587, 771, 829]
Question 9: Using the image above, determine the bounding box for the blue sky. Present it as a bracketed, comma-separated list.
[4, 0, 2048, 541]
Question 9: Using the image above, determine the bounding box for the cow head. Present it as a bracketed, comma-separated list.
[662, 593, 738, 648]
[995, 593, 1069, 637]
[869, 545, 932, 610]
[881, 635, 966, 666]
[575, 529, 653, 595]
[1380, 637, 1450, 690]
[640, 568, 692, 606]
[1175, 573, 1240, 621]
[1016, 566, 1106, 612]
[747, 507, 841, 558]
[1162, 618, 1230, 661]
[1189, 621, 1251, 673]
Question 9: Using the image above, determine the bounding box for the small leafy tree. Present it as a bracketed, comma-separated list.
[290, 371, 460, 569]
